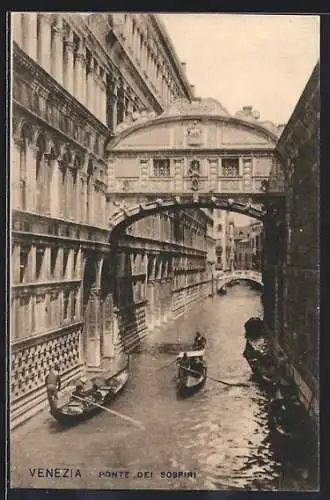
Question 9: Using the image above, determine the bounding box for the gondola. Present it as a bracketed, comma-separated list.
[268, 399, 312, 451]
[243, 336, 277, 388]
[51, 362, 129, 425]
[268, 383, 312, 450]
[176, 349, 207, 396]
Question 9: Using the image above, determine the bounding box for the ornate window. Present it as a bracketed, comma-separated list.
[153, 158, 170, 177]
[221, 158, 239, 177]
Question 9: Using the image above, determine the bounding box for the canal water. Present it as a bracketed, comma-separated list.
[11, 283, 315, 491]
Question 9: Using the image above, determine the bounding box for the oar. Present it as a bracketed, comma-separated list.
[178, 365, 250, 388]
[154, 357, 178, 372]
[72, 395, 145, 430]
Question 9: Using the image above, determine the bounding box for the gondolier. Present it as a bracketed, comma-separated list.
[45, 364, 61, 412]
[193, 331, 206, 350]
[176, 345, 207, 396]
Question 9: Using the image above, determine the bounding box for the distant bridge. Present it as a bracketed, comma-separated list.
[215, 270, 263, 292]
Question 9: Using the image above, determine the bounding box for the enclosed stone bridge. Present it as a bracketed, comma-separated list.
[106, 98, 285, 237]
[215, 270, 263, 292]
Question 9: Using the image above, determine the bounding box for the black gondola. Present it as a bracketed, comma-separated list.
[269, 395, 312, 450]
[176, 349, 207, 396]
[243, 335, 277, 388]
[268, 380, 312, 450]
[51, 362, 129, 425]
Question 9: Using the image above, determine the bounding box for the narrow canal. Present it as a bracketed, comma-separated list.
[11, 283, 314, 491]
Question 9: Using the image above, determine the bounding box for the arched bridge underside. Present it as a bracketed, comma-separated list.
[108, 193, 283, 239]
[216, 270, 263, 289]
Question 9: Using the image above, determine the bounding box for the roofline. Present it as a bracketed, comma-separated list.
[108, 113, 279, 150]
[150, 14, 193, 100]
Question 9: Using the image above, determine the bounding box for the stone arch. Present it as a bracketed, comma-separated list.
[108, 195, 267, 241]
[18, 120, 33, 144]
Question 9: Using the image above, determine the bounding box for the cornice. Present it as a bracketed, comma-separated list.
[149, 14, 192, 99]
[12, 100, 107, 167]
[108, 148, 276, 157]
[108, 114, 279, 150]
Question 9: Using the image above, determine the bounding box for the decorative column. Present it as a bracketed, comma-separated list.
[25, 144, 37, 212]
[75, 169, 81, 223]
[11, 137, 22, 210]
[63, 29, 74, 94]
[50, 158, 61, 218]
[101, 293, 114, 358]
[51, 18, 64, 85]
[22, 13, 37, 60]
[96, 74, 103, 121]
[75, 41, 85, 104]
[12, 12, 23, 47]
[107, 80, 118, 132]
[85, 288, 102, 368]
[92, 61, 99, 118]
[86, 57, 94, 113]
[100, 76, 107, 125]
[79, 173, 87, 224]
[37, 13, 52, 73]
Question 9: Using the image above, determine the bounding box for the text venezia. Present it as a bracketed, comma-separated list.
[29, 468, 82, 478]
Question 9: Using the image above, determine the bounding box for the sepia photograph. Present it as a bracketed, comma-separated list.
[9, 12, 319, 491]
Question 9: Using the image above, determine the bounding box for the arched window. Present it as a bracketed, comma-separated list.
[36, 134, 46, 212]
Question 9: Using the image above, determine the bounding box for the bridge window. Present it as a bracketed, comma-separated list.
[153, 159, 170, 177]
[221, 158, 239, 177]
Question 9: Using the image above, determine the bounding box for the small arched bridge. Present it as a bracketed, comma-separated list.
[215, 270, 263, 292]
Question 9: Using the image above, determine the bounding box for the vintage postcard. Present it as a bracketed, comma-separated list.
[9, 12, 319, 491]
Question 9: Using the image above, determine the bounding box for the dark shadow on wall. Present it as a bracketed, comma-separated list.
[109, 231, 139, 354]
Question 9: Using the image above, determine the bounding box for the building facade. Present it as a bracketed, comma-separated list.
[10, 12, 206, 428]
[234, 220, 263, 271]
[267, 61, 319, 420]
[213, 210, 235, 271]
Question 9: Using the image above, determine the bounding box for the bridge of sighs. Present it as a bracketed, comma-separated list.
[83, 98, 286, 369]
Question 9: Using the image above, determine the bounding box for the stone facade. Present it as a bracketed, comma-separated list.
[10, 12, 194, 428]
[267, 61, 319, 419]
[234, 221, 263, 271]
[214, 211, 235, 271]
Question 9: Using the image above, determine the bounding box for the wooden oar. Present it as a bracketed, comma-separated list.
[178, 365, 250, 388]
[72, 395, 145, 430]
[154, 357, 178, 372]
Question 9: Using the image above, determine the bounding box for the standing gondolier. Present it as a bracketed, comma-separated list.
[45, 364, 61, 412]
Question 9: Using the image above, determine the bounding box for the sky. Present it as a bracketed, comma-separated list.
[160, 14, 319, 227]
[161, 14, 320, 126]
